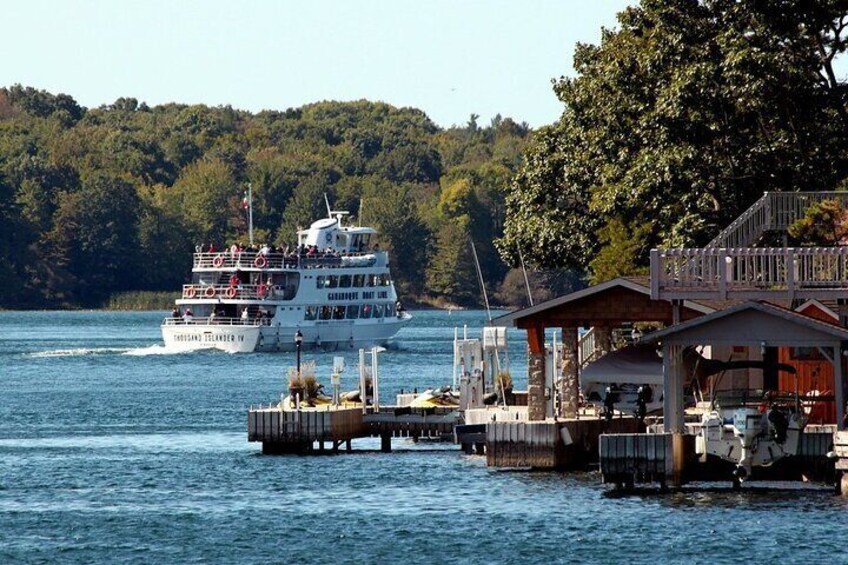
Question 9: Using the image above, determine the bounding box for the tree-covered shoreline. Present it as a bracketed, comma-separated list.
[0, 87, 560, 310]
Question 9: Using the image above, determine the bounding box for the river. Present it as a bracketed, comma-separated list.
[1, 310, 847, 563]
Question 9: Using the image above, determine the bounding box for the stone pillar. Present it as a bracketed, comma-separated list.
[528, 353, 546, 421]
[560, 327, 579, 419]
[593, 327, 612, 360]
[526, 325, 547, 421]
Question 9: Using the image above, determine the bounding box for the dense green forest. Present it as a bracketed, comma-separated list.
[500, 0, 848, 282]
[0, 86, 560, 309]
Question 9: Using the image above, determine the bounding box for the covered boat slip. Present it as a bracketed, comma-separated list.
[492, 277, 712, 421]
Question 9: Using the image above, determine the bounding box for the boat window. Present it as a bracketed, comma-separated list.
[316, 276, 325, 289]
[380, 274, 390, 286]
[360, 304, 372, 319]
[353, 274, 365, 287]
[319, 306, 332, 320]
[305, 306, 317, 321]
[339, 275, 351, 288]
[346, 305, 359, 319]
[333, 306, 346, 320]
[386, 303, 395, 317]
[362, 234, 371, 248]
[366, 275, 377, 287]
[327, 275, 338, 289]
[373, 304, 384, 318]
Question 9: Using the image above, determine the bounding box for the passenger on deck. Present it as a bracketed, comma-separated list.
[172, 307, 181, 319]
[208, 309, 216, 324]
[184, 308, 193, 322]
[241, 308, 249, 322]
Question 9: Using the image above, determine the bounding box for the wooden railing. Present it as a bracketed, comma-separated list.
[650, 247, 848, 300]
[707, 191, 848, 248]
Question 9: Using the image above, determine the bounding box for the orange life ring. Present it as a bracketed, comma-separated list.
[225, 286, 237, 299]
[254, 255, 267, 269]
[212, 255, 224, 268]
[204, 286, 216, 298]
[185, 286, 197, 299]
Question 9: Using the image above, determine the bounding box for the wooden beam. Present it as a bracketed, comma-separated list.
[526, 325, 545, 355]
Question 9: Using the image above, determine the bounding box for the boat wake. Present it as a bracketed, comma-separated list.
[122, 344, 211, 356]
[28, 347, 133, 358]
[27, 345, 201, 358]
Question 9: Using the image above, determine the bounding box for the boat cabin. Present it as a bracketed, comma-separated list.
[297, 214, 377, 254]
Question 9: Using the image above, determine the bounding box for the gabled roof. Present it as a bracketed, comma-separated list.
[641, 301, 848, 345]
[492, 277, 713, 327]
[795, 299, 839, 321]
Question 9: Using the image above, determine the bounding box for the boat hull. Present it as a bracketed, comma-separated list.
[161, 323, 262, 353]
[161, 314, 411, 353]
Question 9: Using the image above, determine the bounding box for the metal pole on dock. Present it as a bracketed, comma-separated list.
[372, 347, 380, 413]
[295, 330, 303, 375]
[453, 327, 458, 390]
[359, 348, 367, 415]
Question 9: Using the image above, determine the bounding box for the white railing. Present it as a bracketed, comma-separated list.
[180, 284, 296, 301]
[651, 247, 848, 300]
[707, 191, 848, 248]
[162, 317, 271, 326]
[578, 327, 597, 368]
[192, 251, 383, 270]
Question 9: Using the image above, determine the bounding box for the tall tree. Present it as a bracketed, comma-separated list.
[499, 0, 848, 279]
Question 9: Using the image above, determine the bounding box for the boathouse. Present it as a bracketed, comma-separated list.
[639, 301, 848, 483]
[492, 276, 714, 420]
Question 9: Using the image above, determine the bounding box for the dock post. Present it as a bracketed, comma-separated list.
[835, 344, 845, 431]
[527, 325, 547, 421]
[381, 433, 392, 453]
[663, 343, 687, 486]
[560, 327, 579, 418]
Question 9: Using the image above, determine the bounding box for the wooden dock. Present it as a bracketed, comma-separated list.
[247, 405, 462, 454]
[486, 415, 641, 470]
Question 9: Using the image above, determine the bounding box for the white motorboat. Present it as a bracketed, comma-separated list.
[697, 388, 806, 483]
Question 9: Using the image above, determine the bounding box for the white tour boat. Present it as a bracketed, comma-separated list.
[161, 209, 412, 353]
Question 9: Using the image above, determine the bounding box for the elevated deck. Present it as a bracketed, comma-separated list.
[650, 247, 848, 301]
[652, 191, 848, 302]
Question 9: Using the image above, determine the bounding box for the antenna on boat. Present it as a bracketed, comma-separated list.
[324, 193, 332, 217]
[470, 239, 492, 322]
[246, 183, 254, 246]
[517, 246, 534, 307]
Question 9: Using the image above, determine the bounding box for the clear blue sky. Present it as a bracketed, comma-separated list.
[4, 0, 633, 127]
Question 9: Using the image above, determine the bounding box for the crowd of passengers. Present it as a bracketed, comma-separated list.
[170, 306, 273, 324]
[195, 242, 378, 260]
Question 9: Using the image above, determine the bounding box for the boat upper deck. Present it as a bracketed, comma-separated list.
[192, 251, 387, 271]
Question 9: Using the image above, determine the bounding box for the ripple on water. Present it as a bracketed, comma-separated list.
[3, 310, 848, 563]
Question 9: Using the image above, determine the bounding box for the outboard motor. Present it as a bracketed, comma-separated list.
[767, 408, 790, 444]
[635, 385, 652, 422]
[603, 385, 620, 422]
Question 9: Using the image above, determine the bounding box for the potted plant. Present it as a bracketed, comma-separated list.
[495, 372, 514, 405]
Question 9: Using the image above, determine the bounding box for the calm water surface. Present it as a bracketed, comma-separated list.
[2, 310, 848, 564]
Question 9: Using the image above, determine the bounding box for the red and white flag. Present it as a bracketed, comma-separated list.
[242, 192, 249, 210]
